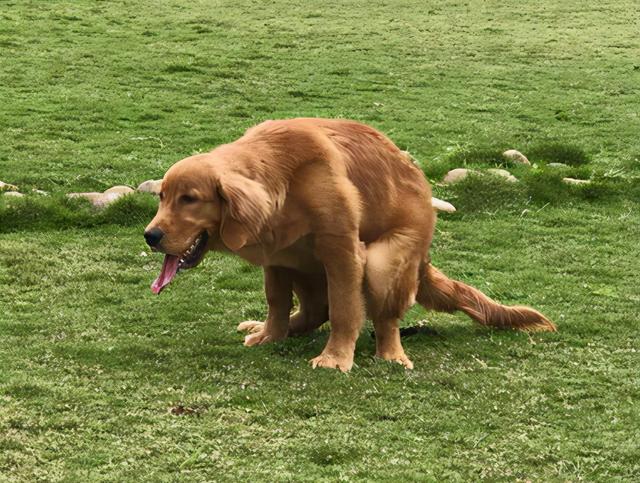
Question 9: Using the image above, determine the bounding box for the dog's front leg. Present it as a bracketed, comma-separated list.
[238, 266, 292, 346]
[310, 234, 365, 372]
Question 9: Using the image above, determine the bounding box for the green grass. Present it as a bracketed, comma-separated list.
[2, 208, 639, 481]
[1, 1, 640, 481]
[1, 0, 639, 192]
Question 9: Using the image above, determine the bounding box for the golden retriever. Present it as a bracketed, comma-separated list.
[144, 118, 555, 371]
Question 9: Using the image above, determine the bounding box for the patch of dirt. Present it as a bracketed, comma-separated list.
[168, 405, 204, 416]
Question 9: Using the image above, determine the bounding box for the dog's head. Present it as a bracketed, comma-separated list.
[144, 152, 274, 294]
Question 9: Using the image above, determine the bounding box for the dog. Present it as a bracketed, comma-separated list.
[144, 118, 555, 371]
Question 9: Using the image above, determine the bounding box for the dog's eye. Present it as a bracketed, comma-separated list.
[180, 195, 197, 204]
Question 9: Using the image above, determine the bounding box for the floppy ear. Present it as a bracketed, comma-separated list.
[217, 173, 273, 251]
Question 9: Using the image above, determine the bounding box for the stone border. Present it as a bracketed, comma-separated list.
[2, 153, 597, 214]
[441, 149, 591, 186]
[0, 179, 164, 208]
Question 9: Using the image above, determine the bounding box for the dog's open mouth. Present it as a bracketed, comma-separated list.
[151, 231, 209, 294]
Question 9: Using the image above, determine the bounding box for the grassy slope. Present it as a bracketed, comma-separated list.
[1, 1, 639, 481]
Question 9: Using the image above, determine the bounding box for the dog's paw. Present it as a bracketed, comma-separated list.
[243, 329, 287, 347]
[376, 352, 414, 370]
[237, 320, 264, 334]
[244, 331, 271, 346]
[310, 353, 353, 372]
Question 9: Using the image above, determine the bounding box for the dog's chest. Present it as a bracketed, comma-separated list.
[236, 235, 322, 273]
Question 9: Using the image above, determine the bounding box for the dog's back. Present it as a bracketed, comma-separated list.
[244, 118, 434, 244]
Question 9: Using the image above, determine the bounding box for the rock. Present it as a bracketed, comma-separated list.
[442, 168, 471, 184]
[67, 186, 132, 208]
[563, 177, 591, 185]
[3, 191, 24, 197]
[94, 192, 124, 207]
[68, 192, 103, 203]
[487, 168, 518, 183]
[502, 149, 530, 165]
[67, 191, 125, 208]
[548, 163, 569, 168]
[0, 181, 19, 192]
[104, 185, 134, 195]
[137, 179, 163, 194]
[32, 189, 49, 195]
[431, 197, 456, 213]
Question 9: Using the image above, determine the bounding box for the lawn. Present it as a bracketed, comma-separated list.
[1, 1, 639, 481]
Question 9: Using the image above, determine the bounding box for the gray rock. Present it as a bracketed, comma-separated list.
[431, 197, 456, 213]
[0, 181, 18, 192]
[562, 177, 591, 185]
[104, 185, 134, 195]
[442, 168, 471, 184]
[137, 179, 163, 194]
[32, 189, 49, 195]
[67, 192, 103, 202]
[487, 168, 518, 183]
[94, 192, 124, 207]
[548, 163, 569, 168]
[502, 149, 530, 165]
[3, 191, 24, 197]
[67, 191, 126, 208]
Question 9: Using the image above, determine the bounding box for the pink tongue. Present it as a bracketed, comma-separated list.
[151, 255, 180, 294]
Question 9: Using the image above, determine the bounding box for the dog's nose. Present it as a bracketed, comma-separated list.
[144, 227, 165, 247]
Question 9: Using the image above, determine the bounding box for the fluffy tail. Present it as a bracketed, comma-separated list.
[417, 264, 556, 332]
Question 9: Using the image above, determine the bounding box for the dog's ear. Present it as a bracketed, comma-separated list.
[217, 173, 273, 251]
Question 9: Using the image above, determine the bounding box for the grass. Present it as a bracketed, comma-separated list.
[1, 0, 640, 481]
[2, 0, 639, 192]
[1, 208, 639, 481]
[0, 193, 158, 233]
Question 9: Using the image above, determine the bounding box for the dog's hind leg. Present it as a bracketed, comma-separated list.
[236, 320, 265, 334]
[365, 231, 425, 369]
[238, 271, 329, 337]
[372, 317, 414, 369]
[288, 272, 329, 336]
[240, 266, 293, 346]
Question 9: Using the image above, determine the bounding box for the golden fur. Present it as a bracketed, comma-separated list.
[146, 118, 555, 371]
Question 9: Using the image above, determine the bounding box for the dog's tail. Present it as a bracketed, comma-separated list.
[416, 263, 556, 332]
